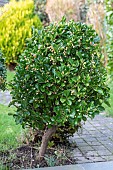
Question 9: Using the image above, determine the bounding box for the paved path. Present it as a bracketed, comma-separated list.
[26, 161, 113, 170]
[70, 114, 113, 163]
[0, 91, 113, 169]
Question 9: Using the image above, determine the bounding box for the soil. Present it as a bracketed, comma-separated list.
[0, 144, 76, 170]
[7, 63, 16, 71]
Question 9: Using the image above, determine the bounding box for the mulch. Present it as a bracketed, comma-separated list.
[0, 144, 76, 169]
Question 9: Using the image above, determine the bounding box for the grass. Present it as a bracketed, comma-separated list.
[0, 69, 25, 152]
[104, 80, 113, 116]
[0, 104, 24, 151]
[6, 69, 15, 89]
[7, 69, 15, 83]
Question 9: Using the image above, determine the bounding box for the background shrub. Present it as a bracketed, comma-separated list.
[10, 18, 109, 159]
[105, 0, 113, 75]
[0, 50, 6, 91]
[0, 0, 42, 65]
[46, 0, 82, 22]
[34, 0, 49, 26]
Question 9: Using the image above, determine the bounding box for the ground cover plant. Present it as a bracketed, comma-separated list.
[10, 17, 110, 162]
[0, 0, 42, 66]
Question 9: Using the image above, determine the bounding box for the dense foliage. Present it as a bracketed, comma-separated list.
[10, 18, 109, 142]
[105, 0, 113, 74]
[0, 50, 6, 91]
[0, 0, 42, 65]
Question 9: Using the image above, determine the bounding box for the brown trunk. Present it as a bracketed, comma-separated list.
[38, 125, 57, 161]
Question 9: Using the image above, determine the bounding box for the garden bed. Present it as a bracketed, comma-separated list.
[0, 144, 76, 169]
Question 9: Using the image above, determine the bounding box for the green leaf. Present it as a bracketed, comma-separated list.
[63, 90, 70, 97]
[104, 100, 111, 107]
[67, 100, 72, 106]
[82, 116, 87, 121]
[60, 98, 66, 103]
[70, 111, 75, 118]
[55, 100, 59, 105]
[98, 106, 105, 112]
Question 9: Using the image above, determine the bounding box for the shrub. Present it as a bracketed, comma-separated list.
[0, 50, 6, 91]
[34, 0, 50, 26]
[0, 0, 42, 65]
[10, 18, 109, 160]
[46, 0, 81, 22]
[105, 0, 113, 75]
[86, 1, 107, 66]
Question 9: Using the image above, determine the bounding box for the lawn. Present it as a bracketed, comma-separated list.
[0, 104, 24, 151]
[6, 69, 15, 89]
[104, 80, 113, 116]
[7, 69, 15, 83]
[0, 70, 24, 151]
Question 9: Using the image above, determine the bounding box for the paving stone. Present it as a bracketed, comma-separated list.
[102, 130, 113, 135]
[70, 137, 85, 143]
[75, 156, 93, 164]
[82, 161, 113, 170]
[0, 90, 12, 105]
[102, 155, 113, 161]
[82, 137, 97, 142]
[96, 136, 109, 141]
[85, 151, 99, 157]
[78, 135, 96, 140]
[75, 141, 89, 146]
[97, 150, 113, 156]
[99, 141, 113, 147]
[86, 156, 105, 162]
[26, 165, 85, 170]
[86, 141, 102, 146]
[71, 149, 83, 157]
[92, 145, 106, 151]
[26, 161, 113, 170]
[92, 133, 106, 138]
[78, 146, 94, 152]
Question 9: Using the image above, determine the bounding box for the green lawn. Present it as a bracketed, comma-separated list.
[0, 104, 24, 151]
[104, 80, 113, 116]
[6, 69, 15, 89]
[7, 69, 15, 83]
[0, 69, 25, 151]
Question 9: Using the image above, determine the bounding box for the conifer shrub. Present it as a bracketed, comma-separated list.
[0, 0, 42, 65]
[0, 50, 6, 90]
[10, 18, 109, 159]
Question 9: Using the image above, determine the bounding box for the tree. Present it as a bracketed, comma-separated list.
[10, 18, 110, 161]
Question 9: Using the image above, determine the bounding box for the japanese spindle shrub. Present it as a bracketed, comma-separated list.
[0, 0, 42, 65]
[0, 50, 6, 91]
[10, 18, 109, 160]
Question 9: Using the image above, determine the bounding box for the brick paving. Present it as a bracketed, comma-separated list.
[70, 114, 113, 164]
[0, 91, 113, 165]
